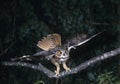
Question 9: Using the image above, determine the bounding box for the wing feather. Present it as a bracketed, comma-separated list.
[68, 32, 104, 51]
[37, 33, 61, 51]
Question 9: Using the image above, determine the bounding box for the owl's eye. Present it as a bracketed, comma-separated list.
[56, 50, 62, 56]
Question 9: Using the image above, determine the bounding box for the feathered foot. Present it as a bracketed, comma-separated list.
[62, 62, 71, 72]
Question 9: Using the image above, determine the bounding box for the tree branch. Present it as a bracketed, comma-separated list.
[2, 48, 120, 78]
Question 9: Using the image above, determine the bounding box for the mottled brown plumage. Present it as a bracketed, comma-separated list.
[37, 33, 61, 51]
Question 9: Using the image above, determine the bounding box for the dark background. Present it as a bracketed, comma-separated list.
[0, 0, 120, 84]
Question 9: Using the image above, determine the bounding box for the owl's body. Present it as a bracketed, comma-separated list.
[54, 49, 69, 64]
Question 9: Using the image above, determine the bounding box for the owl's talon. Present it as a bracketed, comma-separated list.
[55, 70, 60, 76]
[65, 68, 71, 72]
[62, 62, 71, 72]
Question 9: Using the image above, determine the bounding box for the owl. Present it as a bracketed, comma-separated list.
[37, 33, 72, 76]
[12, 32, 102, 76]
[36, 32, 101, 76]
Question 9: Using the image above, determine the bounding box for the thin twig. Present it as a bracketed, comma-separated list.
[0, 43, 14, 57]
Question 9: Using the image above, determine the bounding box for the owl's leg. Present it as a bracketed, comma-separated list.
[50, 58, 60, 76]
[62, 62, 71, 72]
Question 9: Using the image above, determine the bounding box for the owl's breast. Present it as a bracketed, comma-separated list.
[55, 50, 69, 64]
[59, 55, 69, 62]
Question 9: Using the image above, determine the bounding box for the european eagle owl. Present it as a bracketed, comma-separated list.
[12, 32, 103, 76]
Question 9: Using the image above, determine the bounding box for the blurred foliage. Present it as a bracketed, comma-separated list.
[97, 71, 120, 84]
[0, 0, 120, 84]
[33, 80, 45, 84]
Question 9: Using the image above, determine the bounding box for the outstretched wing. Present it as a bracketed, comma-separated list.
[11, 33, 61, 61]
[11, 50, 55, 61]
[37, 33, 61, 51]
[67, 32, 103, 51]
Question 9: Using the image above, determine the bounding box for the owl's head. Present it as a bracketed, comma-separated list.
[55, 50, 69, 58]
